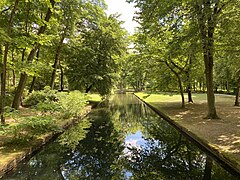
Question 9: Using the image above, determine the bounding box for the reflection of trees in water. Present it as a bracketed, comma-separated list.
[6, 94, 238, 179]
[110, 94, 150, 135]
[119, 96, 237, 180]
[61, 109, 126, 179]
[123, 135, 205, 179]
[3, 141, 69, 180]
[58, 118, 92, 150]
[6, 109, 126, 180]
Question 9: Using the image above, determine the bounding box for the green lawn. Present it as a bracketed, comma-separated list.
[87, 93, 102, 102]
[135, 92, 235, 104]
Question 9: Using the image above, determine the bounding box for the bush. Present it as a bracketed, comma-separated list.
[56, 91, 88, 118]
[2, 115, 62, 144]
[23, 115, 61, 135]
[35, 101, 61, 113]
[23, 86, 58, 107]
[4, 106, 19, 119]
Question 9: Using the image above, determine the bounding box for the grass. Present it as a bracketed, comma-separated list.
[135, 92, 240, 171]
[87, 93, 102, 102]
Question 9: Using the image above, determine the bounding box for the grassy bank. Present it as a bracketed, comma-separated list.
[135, 92, 240, 172]
[0, 91, 101, 178]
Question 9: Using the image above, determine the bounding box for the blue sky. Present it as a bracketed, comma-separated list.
[105, 0, 139, 34]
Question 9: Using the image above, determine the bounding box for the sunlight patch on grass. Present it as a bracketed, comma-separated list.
[87, 94, 102, 102]
[135, 92, 182, 103]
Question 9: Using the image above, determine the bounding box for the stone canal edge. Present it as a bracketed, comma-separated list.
[0, 106, 92, 178]
[134, 93, 240, 177]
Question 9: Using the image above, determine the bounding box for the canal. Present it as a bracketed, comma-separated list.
[3, 94, 239, 179]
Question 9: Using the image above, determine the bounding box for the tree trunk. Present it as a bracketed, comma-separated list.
[166, 61, 185, 108]
[176, 73, 185, 108]
[234, 76, 240, 106]
[226, 80, 229, 94]
[28, 49, 40, 94]
[186, 57, 193, 103]
[28, 76, 36, 94]
[197, 0, 219, 119]
[204, 47, 218, 118]
[119, 81, 123, 93]
[85, 84, 93, 93]
[59, 61, 64, 91]
[187, 86, 193, 103]
[50, 35, 65, 90]
[0, 0, 19, 123]
[12, 70, 16, 87]
[12, 0, 55, 110]
[1, 44, 9, 123]
[12, 73, 27, 109]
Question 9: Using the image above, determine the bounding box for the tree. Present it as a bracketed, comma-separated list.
[128, 0, 237, 118]
[12, 0, 56, 109]
[214, 0, 240, 106]
[0, 0, 19, 123]
[65, 9, 127, 96]
[193, 0, 226, 119]
[50, 0, 82, 90]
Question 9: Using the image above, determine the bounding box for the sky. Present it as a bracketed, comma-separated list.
[105, 0, 139, 34]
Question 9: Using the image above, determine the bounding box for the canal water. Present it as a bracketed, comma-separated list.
[4, 94, 239, 179]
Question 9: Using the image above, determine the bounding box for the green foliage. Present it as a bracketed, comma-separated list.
[23, 86, 58, 106]
[1, 115, 61, 145]
[65, 9, 127, 96]
[3, 106, 19, 119]
[56, 91, 88, 118]
[58, 118, 92, 150]
[23, 115, 61, 135]
[0, 90, 89, 145]
[35, 101, 61, 113]
[24, 88, 88, 118]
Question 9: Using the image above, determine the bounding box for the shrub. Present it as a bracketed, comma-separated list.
[23, 115, 61, 135]
[4, 106, 19, 119]
[23, 86, 58, 106]
[2, 115, 62, 145]
[56, 91, 88, 118]
[35, 101, 61, 113]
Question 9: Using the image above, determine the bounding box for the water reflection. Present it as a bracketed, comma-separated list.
[4, 94, 239, 179]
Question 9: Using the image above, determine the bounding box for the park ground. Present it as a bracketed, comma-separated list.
[135, 92, 240, 172]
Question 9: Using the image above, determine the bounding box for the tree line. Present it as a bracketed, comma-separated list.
[0, 0, 128, 123]
[123, 0, 240, 119]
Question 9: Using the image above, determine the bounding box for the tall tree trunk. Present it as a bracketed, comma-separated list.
[28, 49, 40, 94]
[187, 86, 193, 103]
[196, 1, 219, 119]
[12, 73, 27, 109]
[11, 50, 16, 87]
[12, 0, 55, 110]
[186, 57, 193, 103]
[50, 35, 65, 90]
[59, 61, 64, 91]
[203, 42, 218, 119]
[234, 76, 240, 106]
[28, 76, 36, 94]
[12, 70, 16, 87]
[0, 0, 19, 123]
